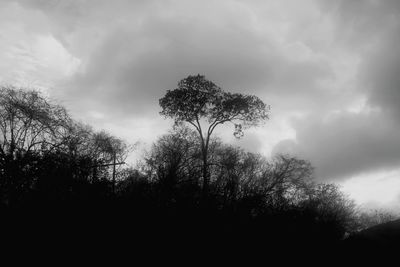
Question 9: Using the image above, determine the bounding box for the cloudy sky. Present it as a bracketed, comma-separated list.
[1, 0, 400, 210]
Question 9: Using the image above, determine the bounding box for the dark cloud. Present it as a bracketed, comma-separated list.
[361, 28, 400, 121]
[316, 0, 400, 46]
[273, 111, 400, 181]
[270, 0, 400, 181]
[46, 0, 334, 120]
[317, 0, 400, 119]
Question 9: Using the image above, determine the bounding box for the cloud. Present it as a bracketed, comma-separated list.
[54, 0, 333, 120]
[340, 168, 400, 212]
[273, 109, 400, 181]
[362, 30, 400, 120]
[13, 1, 331, 102]
[0, 3, 80, 90]
[271, 0, 400, 182]
[2, 0, 400, 191]
[316, 0, 400, 120]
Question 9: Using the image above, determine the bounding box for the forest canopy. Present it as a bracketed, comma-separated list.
[0, 83, 395, 254]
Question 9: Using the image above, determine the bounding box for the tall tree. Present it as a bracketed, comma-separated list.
[159, 75, 270, 196]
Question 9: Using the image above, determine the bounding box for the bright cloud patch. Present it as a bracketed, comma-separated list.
[340, 169, 400, 212]
[0, 30, 80, 89]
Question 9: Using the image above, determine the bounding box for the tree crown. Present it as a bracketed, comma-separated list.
[159, 75, 270, 138]
[0, 86, 70, 154]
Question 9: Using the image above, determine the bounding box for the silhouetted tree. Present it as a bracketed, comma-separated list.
[159, 75, 270, 195]
[211, 145, 263, 206]
[90, 130, 130, 191]
[259, 155, 314, 209]
[0, 86, 71, 205]
[145, 126, 201, 186]
[0, 84, 367, 253]
[212, 152, 315, 210]
[64, 122, 132, 185]
[0, 86, 70, 155]
[0, 86, 132, 205]
[300, 183, 358, 239]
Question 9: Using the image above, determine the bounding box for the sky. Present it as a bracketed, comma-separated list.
[1, 0, 400, 211]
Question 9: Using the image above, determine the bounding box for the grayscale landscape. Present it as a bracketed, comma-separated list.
[1, 0, 400, 260]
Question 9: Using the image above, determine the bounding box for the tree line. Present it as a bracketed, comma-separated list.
[0, 77, 396, 254]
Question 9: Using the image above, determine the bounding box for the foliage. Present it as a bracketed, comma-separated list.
[0, 86, 130, 205]
[0, 85, 368, 253]
[159, 75, 270, 193]
[159, 74, 270, 138]
[141, 127, 358, 242]
[0, 85, 70, 156]
[144, 126, 201, 185]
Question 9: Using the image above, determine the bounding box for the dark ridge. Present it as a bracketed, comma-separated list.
[346, 219, 400, 246]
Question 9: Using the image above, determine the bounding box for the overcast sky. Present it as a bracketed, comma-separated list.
[1, 0, 400, 211]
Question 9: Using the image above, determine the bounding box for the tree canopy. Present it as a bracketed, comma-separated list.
[0, 84, 381, 255]
[159, 75, 270, 194]
[0, 86, 70, 156]
[159, 74, 270, 138]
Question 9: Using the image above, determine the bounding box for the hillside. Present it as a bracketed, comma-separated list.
[345, 219, 400, 253]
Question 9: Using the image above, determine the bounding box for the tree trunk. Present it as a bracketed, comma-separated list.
[112, 152, 116, 194]
[196, 127, 210, 201]
[202, 151, 209, 198]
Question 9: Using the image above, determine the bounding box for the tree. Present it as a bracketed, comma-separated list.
[144, 126, 201, 186]
[301, 183, 358, 238]
[159, 75, 270, 196]
[0, 86, 71, 204]
[0, 86, 132, 204]
[260, 155, 315, 208]
[89, 130, 131, 193]
[0, 86, 70, 157]
[65, 123, 131, 171]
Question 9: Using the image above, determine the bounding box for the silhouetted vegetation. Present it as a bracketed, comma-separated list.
[0, 81, 396, 257]
[159, 75, 270, 196]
